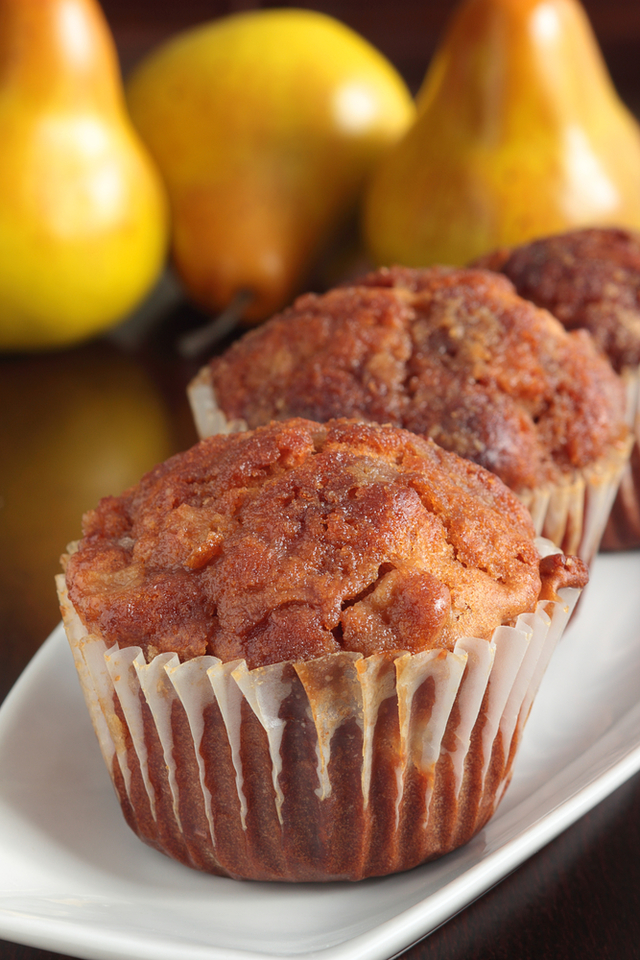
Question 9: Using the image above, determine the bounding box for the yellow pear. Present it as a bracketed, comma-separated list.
[125, 8, 415, 324]
[0, 0, 169, 351]
[363, 0, 640, 267]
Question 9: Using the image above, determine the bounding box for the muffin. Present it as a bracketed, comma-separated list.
[57, 418, 587, 882]
[188, 265, 632, 565]
[472, 227, 640, 550]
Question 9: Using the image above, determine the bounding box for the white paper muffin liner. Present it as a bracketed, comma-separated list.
[518, 438, 632, 565]
[601, 363, 640, 550]
[187, 366, 631, 567]
[188, 366, 249, 439]
[56, 557, 580, 883]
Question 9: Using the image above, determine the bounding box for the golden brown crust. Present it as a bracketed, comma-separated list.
[471, 228, 640, 373]
[63, 418, 576, 668]
[207, 266, 628, 492]
[537, 552, 589, 603]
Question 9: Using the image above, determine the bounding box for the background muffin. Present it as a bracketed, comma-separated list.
[57, 418, 586, 882]
[472, 228, 640, 550]
[189, 266, 631, 564]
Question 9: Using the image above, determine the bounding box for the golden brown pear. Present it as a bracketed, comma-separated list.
[363, 0, 640, 267]
[0, 0, 169, 351]
[125, 8, 415, 324]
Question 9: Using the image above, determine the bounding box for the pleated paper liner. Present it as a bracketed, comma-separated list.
[56, 558, 580, 883]
[187, 366, 632, 567]
[602, 364, 640, 550]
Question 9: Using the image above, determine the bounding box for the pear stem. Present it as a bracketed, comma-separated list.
[177, 288, 255, 359]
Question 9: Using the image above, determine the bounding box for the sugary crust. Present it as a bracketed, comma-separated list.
[472, 228, 640, 373]
[537, 552, 588, 601]
[205, 266, 628, 493]
[62, 418, 585, 667]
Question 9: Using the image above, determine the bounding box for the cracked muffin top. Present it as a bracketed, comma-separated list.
[204, 265, 628, 493]
[472, 227, 640, 373]
[61, 418, 586, 669]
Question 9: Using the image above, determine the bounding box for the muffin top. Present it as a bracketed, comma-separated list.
[62, 418, 585, 669]
[205, 266, 627, 492]
[472, 228, 640, 372]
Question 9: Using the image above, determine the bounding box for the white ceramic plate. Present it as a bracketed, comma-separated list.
[1, 552, 640, 960]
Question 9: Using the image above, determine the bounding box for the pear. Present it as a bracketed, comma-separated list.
[0, 342, 176, 647]
[363, 0, 640, 268]
[125, 8, 415, 325]
[0, 0, 169, 351]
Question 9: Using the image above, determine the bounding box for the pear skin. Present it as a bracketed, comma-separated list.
[125, 9, 415, 323]
[0, 0, 169, 351]
[363, 0, 640, 267]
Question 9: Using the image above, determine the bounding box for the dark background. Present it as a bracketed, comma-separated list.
[2, 2, 640, 959]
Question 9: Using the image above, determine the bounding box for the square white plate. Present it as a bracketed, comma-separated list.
[1, 553, 640, 960]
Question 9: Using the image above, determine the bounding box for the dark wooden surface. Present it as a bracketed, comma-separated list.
[1, 1, 640, 958]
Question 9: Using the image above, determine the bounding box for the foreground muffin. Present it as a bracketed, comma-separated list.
[472, 228, 640, 550]
[57, 418, 587, 881]
[189, 266, 631, 564]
